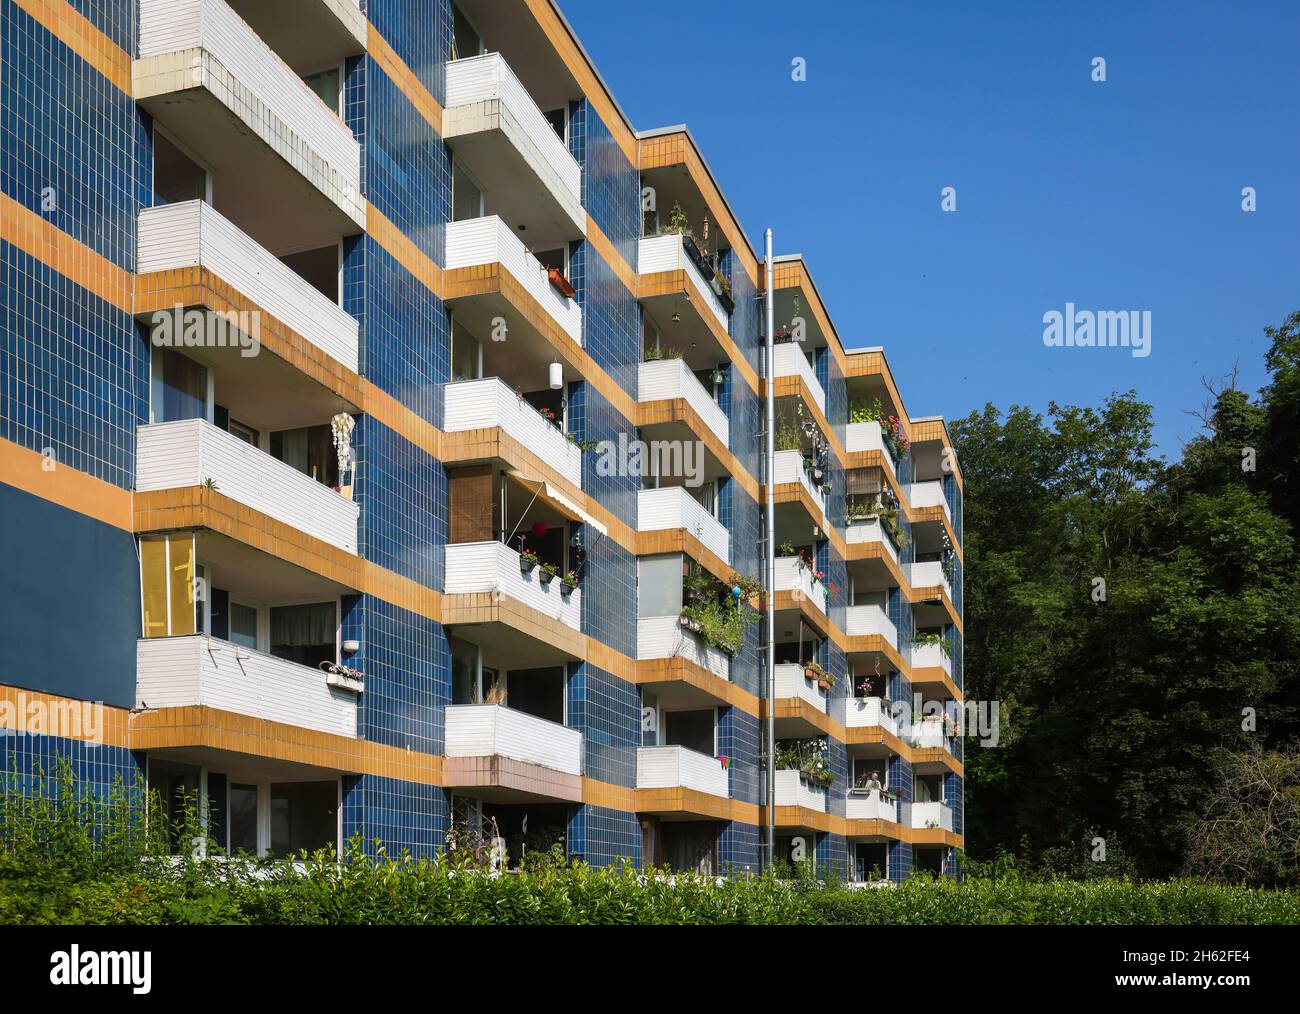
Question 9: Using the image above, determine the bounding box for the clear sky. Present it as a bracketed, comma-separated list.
[560, 0, 1300, 457]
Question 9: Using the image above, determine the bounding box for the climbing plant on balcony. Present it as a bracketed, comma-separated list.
[679, 567, 760, 656]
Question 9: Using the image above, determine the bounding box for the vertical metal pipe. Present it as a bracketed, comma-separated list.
[763, 229, 777, 871]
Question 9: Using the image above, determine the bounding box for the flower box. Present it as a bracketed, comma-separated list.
[547, 266, 576, 299]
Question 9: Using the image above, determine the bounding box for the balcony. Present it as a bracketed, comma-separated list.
[636, 745, 729, 798]
[774, 769, 828, 812]
[136, 635, 358, 738]
[774, 663, 826, 714]
[443, 54, 584, 239]
[444, 378, 583, 488]
[846, 789, 898, 822]
[846, 421, 898, 477]
[840, 696, 899, 735]
[638, 359, 729, 446]
[637, 616, 730, 681]
[136, 0, 363, 238]
[136, 418, 359, 553]
[137, 201, 360, 373]
[445, 541, 581, 631]
[774, 556, 827, 614]
[445, 216, 583, 345]
[445, 704, 582, 776]
[912, 801, 953, 832]
[912, 717, 949, 750]
[772, 343, 826, 415]
[846, 604, 898, 650]
[638, 487, 730, 565]
[772, 450, 827, 515]
[909, 480, 951, 521]
[638, 234, 730, 334]
[911, 641, 953, 677]
[908, 560, 952, 599]
[846, 516, 899, 564]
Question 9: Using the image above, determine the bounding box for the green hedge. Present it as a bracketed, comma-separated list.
[2, 768, 1297, 925]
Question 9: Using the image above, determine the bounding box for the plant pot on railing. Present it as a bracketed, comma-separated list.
[560, 572, 578, 597]
[539, 565, 558, 586]
[547, 266, 577, 299]
[520, 552, 539, 576]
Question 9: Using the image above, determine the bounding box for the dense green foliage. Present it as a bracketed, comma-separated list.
[1, 767, 1296, 924]
[952, 310, 1300, 879]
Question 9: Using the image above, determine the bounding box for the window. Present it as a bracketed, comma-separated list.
[269, 602, 337, 669]
[152, 348, 208, 424]
[451, 636, 479, 705]
[664, 709, 715, 756]
[452, 5, 482, 59]
[271, 424, 339, 488]
[229, 602, 258, 651]
[451, 319, 482, 382]
[228, 420, 259, 446]
[452, 161, 483, 222]
[149, 760, 201, 854]
[269, 781, 338, 858]
[543, 107, 566, 142]
[303, 66, 341, 114]
[153, 129, 208, 206]
[229, 784, 258, 855]
[140, 535, 197, 638]
[637, 555, 684, 618]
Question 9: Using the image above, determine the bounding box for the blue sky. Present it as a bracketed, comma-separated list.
[561, 0, 1300, 457]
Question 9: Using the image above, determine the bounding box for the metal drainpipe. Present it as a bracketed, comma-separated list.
[764, 230, 777, 872]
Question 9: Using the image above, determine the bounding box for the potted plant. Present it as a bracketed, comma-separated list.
[520, 548, 540, 575]
[560, 570, 578, 596]
[547, 265, 577, 298]
[804, 659, 833, 691]
[539, 562, 558, 586]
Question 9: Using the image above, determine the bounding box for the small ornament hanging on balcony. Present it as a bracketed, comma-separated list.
[331, 413, 355, 484]
[531, 521, 549, 539]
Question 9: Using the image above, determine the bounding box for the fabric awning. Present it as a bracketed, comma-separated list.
[505, 471, 608, 537]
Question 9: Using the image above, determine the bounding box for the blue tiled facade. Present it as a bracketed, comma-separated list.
[0, 0, 963, 882]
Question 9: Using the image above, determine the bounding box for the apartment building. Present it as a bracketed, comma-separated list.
[0, 0, 963, 880]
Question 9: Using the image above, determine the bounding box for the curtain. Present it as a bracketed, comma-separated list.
[270, 602, 336, 648]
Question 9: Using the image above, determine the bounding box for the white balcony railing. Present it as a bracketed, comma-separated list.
[138, 0, 361, 200]
[136, 635, 358, 738]
[638, 234, 730, 332]
[137, 201, 360, 373]
[839, 696, 899, 736]
[444, 53, 582, 206]
[443, 377, 582, 487]
[846, 789, 898, 822]
[912, 718, 948, 750]
[774, 769, 827, 812]
[912, 801, 953, 831]
[773, 343, 826, 414]
[774, 663, 827, 713]
[846, 421, 898, 477]
[445, 217, 583, 344]
[774, 556, 827, 613]
[909, 480, 950, 520]
[846, 516, 899, 564]
[638, 487, 730, 564]
[846, 604, 898, 649]
[772, 449, 827, 515]
[636, 617, 730, 681]
[445, 704, 582, 776]
[911, 640, 953, 677]
[638, 359, 729, 446]
[136, 419, 359, 553]
[636, 745, 729, 798]
[908, 560, 952, 599]
[445, 541, 581, 630]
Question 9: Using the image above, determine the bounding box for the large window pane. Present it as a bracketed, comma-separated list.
[269, 602, 336, 669]
[637, 555, 683, 617]
[270, 781, 338, 858]
[229, 783, 258, 855]
[156, 349, 207, 423]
